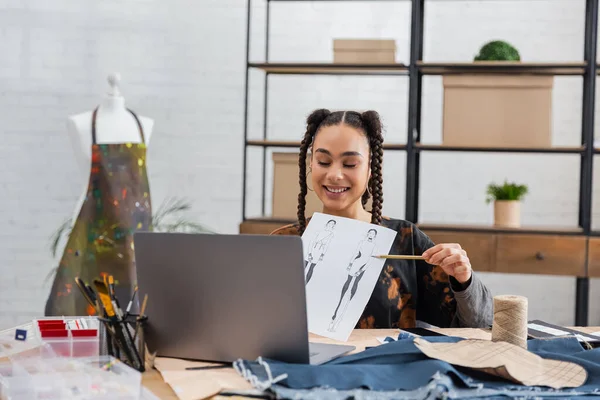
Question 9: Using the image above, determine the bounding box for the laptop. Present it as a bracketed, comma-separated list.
[133, 231, 355, 365]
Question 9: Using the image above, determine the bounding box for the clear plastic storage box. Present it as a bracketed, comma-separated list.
[0, 355, 142, 400]
[32, 317, 100, 358]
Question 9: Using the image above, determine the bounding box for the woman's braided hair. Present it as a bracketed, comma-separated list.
[297, 109, 384, 234]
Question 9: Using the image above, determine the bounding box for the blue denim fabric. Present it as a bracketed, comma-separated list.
[233, 336, 600, 399]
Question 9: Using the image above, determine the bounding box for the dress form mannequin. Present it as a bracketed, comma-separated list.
[45, 73, 154, 317]
[66, 73, 154, 224]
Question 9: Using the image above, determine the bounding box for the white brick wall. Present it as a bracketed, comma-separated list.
[0, 0, 599, 330]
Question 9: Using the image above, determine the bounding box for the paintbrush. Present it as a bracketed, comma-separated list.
[74, 277, 97, 308]
[134, 294, 148, 342]
[94, 279, 142, 370]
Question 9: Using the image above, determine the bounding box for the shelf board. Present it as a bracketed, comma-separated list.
[247, 140, 301, 148]
[248, 62, 409, 76]
[248, 62, 585, 76]
[247, 140, 406, 150]
[242, 217, 296, 224]
[418, 223, 584, 235]
[246, 141, 582, 153]
[418, 61, 586, 75]
[415, 144, 585, 154]
[242, 218, 585, 236]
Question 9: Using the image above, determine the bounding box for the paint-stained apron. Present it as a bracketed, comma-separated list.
[45, 107, 152, 316]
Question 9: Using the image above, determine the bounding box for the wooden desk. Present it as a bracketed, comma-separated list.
[141, 327, 600, 399]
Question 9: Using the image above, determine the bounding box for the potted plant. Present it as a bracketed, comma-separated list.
[474, 40, 521, 62]
[486, 181, 528, 228]
[45, 197, 215, 283]
[442, 39, 553, 149]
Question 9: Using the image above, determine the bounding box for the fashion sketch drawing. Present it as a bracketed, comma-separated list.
[305, 219, 336, 284]
[328, 228, 378, 332]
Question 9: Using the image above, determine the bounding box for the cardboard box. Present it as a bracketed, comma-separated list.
[333, 39, 396, 64]
[272, 152, 373, 220]
[272, 152, 322, 219]
[442, 74, 553, 147]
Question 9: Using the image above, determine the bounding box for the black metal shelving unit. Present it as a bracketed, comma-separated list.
[241, 0, 599, 326]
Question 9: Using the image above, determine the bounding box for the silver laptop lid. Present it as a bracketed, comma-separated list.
[133, 231, 310, 364]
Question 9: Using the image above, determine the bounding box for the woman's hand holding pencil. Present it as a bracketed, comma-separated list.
[374, 243, 472, 284]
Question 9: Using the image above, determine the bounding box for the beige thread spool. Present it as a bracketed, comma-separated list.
[491, 295, 528, 349]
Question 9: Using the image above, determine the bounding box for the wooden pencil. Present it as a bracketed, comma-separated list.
[140, 294, 149, 317]
[374, 255, 425, 260]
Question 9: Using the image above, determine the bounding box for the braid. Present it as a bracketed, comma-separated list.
[297, 109, 331, 234]
[361, 111, 384, 225]
[297, 133, 311, 235]
[369, 138, 384, 225]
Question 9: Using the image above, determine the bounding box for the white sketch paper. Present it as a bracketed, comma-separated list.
[302, 212, 397, 341]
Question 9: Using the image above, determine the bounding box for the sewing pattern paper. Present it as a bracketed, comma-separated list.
[414, 338, 587, 389]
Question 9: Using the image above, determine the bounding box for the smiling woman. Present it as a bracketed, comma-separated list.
[297, 110, 383, 231]
[270, 109, 494, 330]
[304, 111, 382, 230]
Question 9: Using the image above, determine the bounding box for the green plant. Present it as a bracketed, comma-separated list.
[46, 197, 215, 283]
[474, 40, 521, 62]
[150, 197, 216, 234]
[485, 181, 528, 204]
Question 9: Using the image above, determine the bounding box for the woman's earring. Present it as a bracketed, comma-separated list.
[306, 170, 314, 192]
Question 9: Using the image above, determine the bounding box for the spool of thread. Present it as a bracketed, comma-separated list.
[491, 294, 528, 349]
